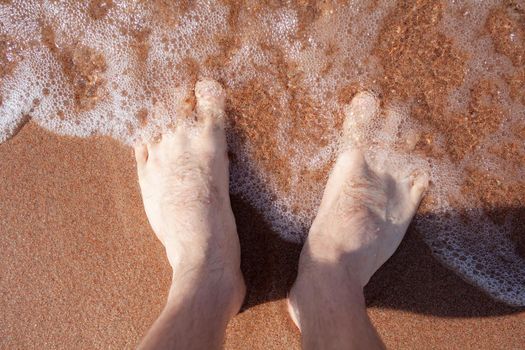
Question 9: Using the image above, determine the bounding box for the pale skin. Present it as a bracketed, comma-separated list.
[134, 79, 429, 349]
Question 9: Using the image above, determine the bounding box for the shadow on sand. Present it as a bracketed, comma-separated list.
[228, 147, 524, 317]
[233, 193, 524, 317]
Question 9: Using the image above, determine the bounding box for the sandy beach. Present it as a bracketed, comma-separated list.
[2, 0, 525, 306]
[0, 122, 523, 349]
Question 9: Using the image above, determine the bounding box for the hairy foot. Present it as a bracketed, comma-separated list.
[134, 79, 245, 316]
[289, 92, 429, 329]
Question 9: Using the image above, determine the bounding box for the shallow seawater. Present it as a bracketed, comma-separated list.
[1, 0, 524, 305]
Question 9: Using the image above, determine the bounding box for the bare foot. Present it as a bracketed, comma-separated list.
[134, 79, 245, 316]
[289, 92, 429, 329]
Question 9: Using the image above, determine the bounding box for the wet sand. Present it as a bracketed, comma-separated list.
[1, 122, 523, 349]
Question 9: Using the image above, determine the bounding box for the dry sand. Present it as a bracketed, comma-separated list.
[0, 122, 523, 349]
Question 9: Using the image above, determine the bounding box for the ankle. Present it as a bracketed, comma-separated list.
[290, 249, 365, 322]
[168, 266, 245, 317]
[299, 234, 375, 288]
[165, 241, 242, 278]
[289, 259, 365, 331]
[295, 256, 364, 294]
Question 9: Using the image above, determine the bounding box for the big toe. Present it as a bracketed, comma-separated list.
[342, 91, 379, 144]
[134, 143, 148, 168]
[195, 79, 226, 127]
[406, 170, 430, 206]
